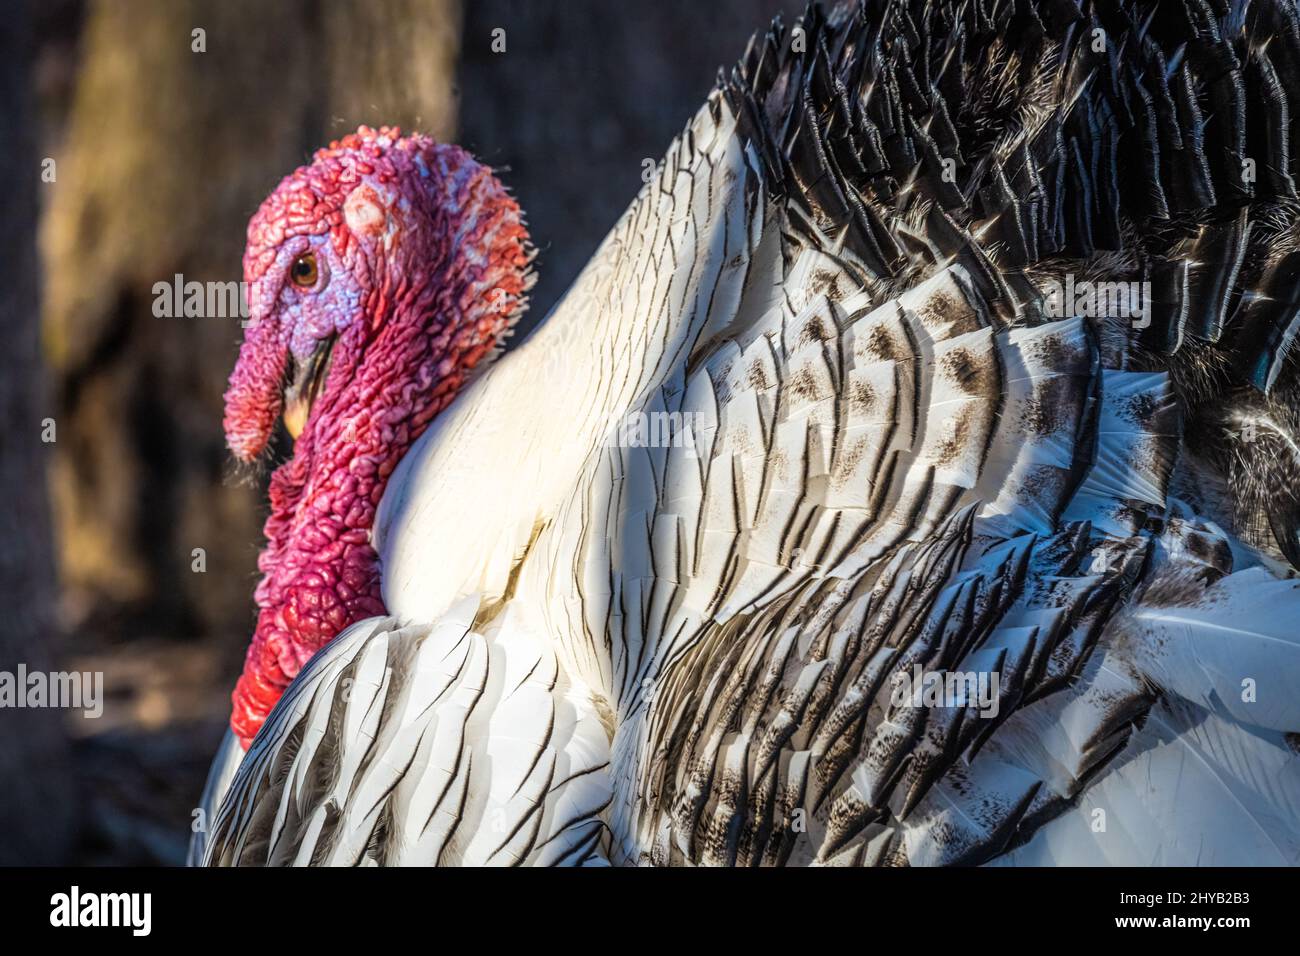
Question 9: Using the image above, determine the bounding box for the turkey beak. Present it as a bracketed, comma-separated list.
[282, 335, 336, 440]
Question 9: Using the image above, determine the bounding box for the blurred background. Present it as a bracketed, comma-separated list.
[0, 0, 796, 864]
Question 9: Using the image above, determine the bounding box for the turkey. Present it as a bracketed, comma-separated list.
[193, 0, 1300, 866]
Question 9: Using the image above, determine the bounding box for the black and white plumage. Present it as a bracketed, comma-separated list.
[197, 0, 1300, 866]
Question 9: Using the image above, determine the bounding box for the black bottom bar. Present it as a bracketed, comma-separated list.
[0, 866, 1279, 942]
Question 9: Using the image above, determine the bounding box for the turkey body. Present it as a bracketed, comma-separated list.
[199, 0, 1300, 866]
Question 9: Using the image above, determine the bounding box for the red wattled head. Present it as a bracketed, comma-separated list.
[223, 125, 531, 462]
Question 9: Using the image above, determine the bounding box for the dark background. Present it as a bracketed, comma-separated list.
[0, 0, 796, 864]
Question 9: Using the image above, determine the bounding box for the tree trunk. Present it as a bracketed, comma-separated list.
[0, 0, 76, 865]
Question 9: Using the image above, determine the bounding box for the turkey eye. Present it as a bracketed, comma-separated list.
[290, 252, 318, 287]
